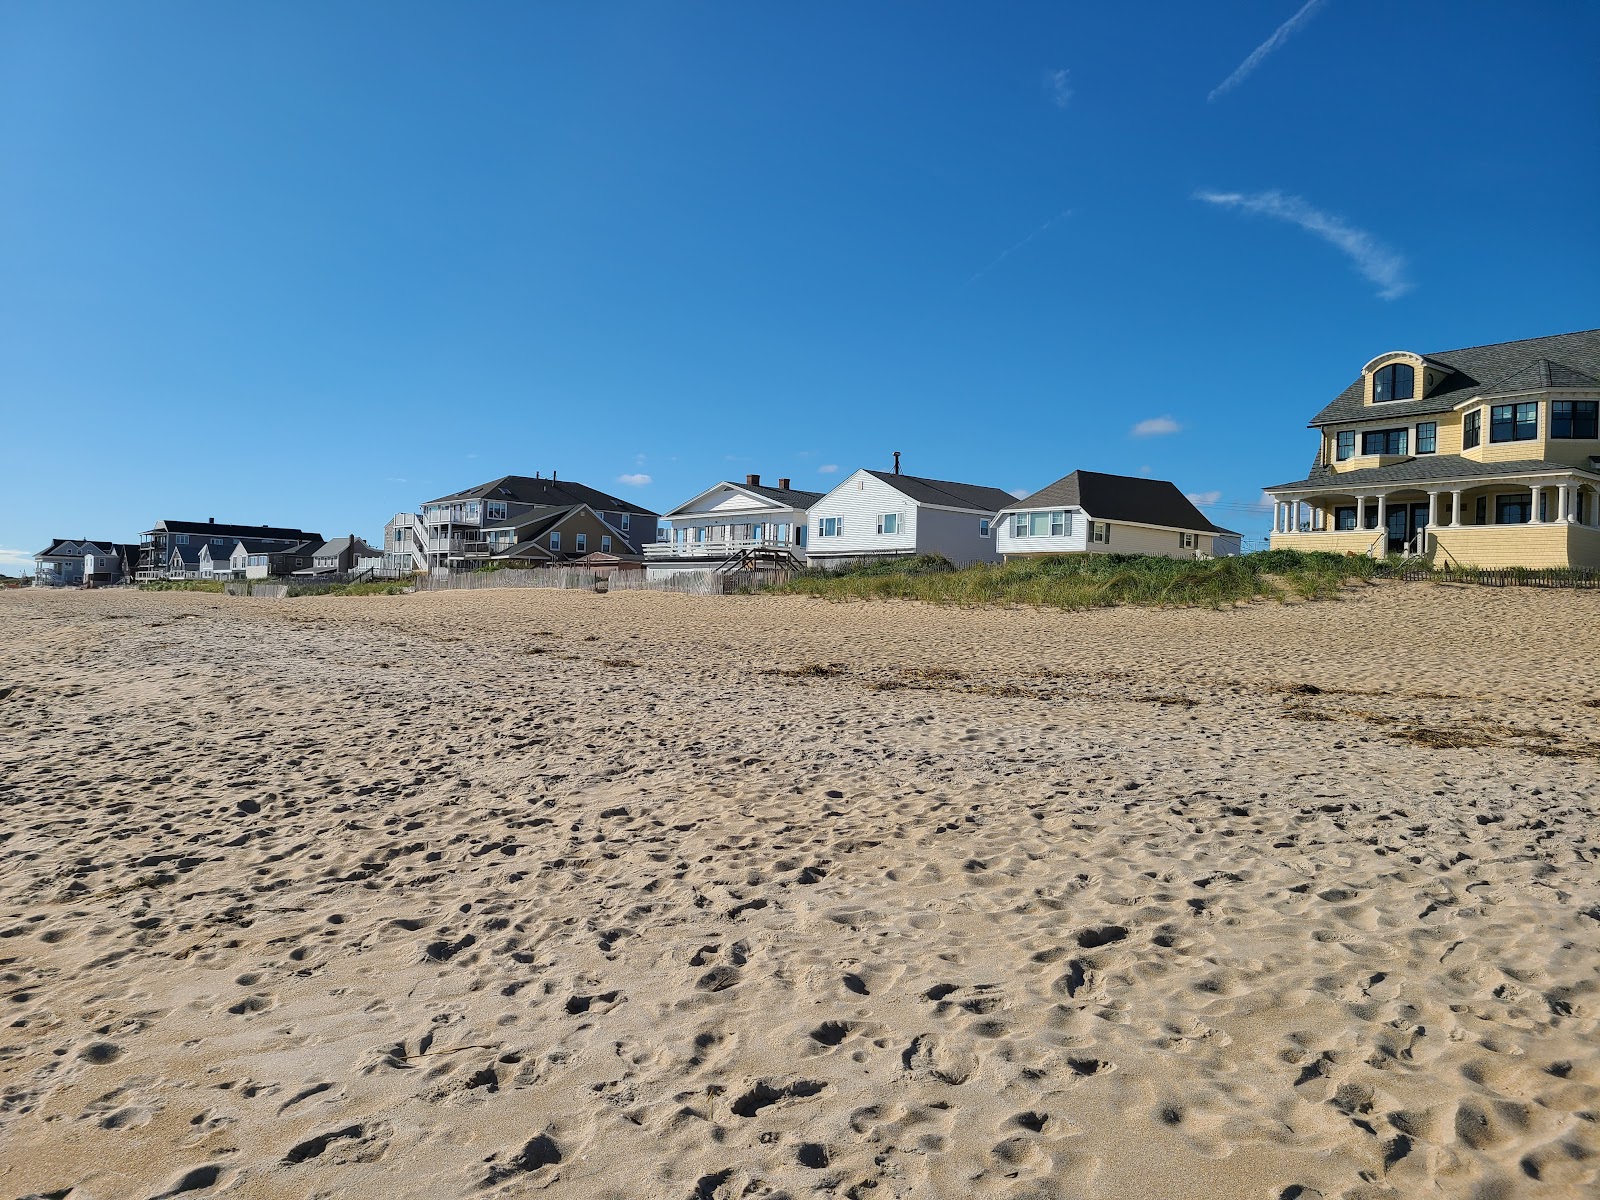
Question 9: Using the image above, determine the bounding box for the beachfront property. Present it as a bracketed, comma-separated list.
[804, 462, 1016, 569]
[646, 474, 825, 580]
[32, 539, 139, 587]
[388, 475, 659, 572]
[995, 471, 1241, 561]
[292, 535, 384, 578]
[1265, 330, 1600, 567]
[137, 519, 323, 581]
[242, 539, 321, 579]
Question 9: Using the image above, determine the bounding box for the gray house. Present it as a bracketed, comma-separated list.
[294, 535, 385, 576]
[33, 539, 139, 587]
[139, 519, 322, 580]
[398, 474, 660, 572]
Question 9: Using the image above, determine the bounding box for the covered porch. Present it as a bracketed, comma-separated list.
[1268, 473, 1600, 564]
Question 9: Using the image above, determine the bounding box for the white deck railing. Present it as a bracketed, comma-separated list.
[645, 536, 800, 559]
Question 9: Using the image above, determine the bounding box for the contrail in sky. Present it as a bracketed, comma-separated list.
[1208, 0, 1329, 102]
[964, 209, 1073, 287]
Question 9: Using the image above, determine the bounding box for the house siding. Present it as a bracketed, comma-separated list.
[995, 510, 1088, 558]
[805, 471, 919, 564]
[805, 470, 1003, 566]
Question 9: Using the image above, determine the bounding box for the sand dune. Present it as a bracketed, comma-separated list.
[1, 583, 1597, 1199]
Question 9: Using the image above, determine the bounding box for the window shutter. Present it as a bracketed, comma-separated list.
[1103, 523, 1110, 545]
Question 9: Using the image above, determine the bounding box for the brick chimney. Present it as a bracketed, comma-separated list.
[777, 477, 790, 490]
[746, 473, 761, 487]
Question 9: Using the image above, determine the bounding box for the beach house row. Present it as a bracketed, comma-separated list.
[129, 519, 382, 582]
[644, 462, 1239, 579]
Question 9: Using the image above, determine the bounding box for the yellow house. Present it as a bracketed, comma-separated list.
[1265, 330, 1600, 568]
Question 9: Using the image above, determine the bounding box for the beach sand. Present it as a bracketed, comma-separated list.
[1, 582, 1597, 1199]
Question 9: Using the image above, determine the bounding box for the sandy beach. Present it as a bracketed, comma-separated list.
[1, 582, 1597, 1200]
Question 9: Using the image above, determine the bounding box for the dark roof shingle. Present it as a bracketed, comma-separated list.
[1002, 471, 1224, 533]
[1310, 329, 1600, 427]
[428, 475, 657, 517]
[865, 471, 1017, 512]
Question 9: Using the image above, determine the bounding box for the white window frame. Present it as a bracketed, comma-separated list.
[550, 532, 561, 551]
[818, 517, 843, 538]
[877, 513, 899, 535]
[979, 518, 990, 537]
[601, 534, 612, 553]
[1091, 522, 1110, 544]
[575, 533, 587, 553]
[620, 513, 631, 531]
[1179, 531, 1196, 550]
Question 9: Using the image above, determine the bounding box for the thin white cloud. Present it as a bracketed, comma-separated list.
[965, 209, 1073, 287]
[818, 464, 839, 474]
[1208, 0, 1329, 102]
[1131, 416, 1182, 437]
[1008, 487, 1031, 500]
[1186, 490, 1223, 507]
[1047, 68, 1072, 109]
[1195, 189, 1412, 299]
[617, 473, 652, 487]
[0, 546, 36, 572]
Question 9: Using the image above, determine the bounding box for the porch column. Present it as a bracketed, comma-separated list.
[1374, 493, 1387, 531]
[1355, 495, 1366, 530]
[1427, 490, 1439, 529]
[1560, 481, 1575, 524]
[1450, 489, 1463, 526]
[1530, 484, 1543, 523]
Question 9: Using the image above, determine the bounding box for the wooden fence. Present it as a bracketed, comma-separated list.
[415, 567, 789, 595]
[1395, 566, 1600, 589]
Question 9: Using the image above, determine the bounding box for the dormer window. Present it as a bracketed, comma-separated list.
[1373, 363, 1414, 402]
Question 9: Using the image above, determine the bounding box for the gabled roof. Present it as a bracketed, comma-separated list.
[36, 538, 119, 558]
[1311, 329, 1600, 427]
[149, 519, 320, 540]
[310, 535, 383, 560]
[1001, 471, 1224, 534]
[863, 471, 1017, 513]
[426, 474, 658, 516]
[663, 480, 827, 519]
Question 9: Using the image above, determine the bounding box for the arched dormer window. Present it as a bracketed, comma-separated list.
[1373, 362, 1414, 402]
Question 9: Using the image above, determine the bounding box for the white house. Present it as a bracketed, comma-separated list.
[197, 542, 238, 579]
[995, 470, 1240, 561]
[646, 473, 825, 579]
[805, 466, 1015, 569]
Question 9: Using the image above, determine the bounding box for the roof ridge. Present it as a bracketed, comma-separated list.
[1424, 328, 1600, 359]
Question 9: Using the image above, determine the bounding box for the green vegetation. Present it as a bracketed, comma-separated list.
[138, 580, 225, 593]
[770, 550, 1386, 610]
[285, 580, 412, 597]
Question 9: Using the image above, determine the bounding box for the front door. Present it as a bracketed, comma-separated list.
[1386, 507, 1409, 553]
[1387, 503, 1429, 553]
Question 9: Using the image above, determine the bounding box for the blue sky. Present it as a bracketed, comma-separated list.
[3, 1, 1597, 568]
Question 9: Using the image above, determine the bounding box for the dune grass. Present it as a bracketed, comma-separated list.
[772, 550, 1383, 610]
[137, 580, 226, 593]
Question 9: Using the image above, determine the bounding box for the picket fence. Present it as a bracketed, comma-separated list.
[1396, 566, 1600, 590]
[415, 567, 787, 596]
